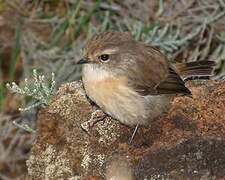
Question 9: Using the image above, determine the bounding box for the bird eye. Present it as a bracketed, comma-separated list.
[99, 54, 110, 62]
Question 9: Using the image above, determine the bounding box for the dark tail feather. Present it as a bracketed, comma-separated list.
[175, 60, 216, 81]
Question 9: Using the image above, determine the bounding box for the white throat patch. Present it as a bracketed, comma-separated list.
[82, 64, 113, 81]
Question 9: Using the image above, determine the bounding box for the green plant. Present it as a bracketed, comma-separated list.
[6, 69, 56, 111]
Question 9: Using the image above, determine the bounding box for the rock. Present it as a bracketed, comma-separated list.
[26, 80, 225, 179]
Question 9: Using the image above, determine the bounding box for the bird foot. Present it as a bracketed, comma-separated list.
[81, 109, 107, 133]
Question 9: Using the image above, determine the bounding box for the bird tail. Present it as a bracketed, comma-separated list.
[175, 60, 216, 81]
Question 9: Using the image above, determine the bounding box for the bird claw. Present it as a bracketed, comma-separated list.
[81, 109, 106, 133]
[80, 121, 91, 133]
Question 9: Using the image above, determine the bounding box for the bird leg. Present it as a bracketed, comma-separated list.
[81, 109, 107, 133]
[129, 124, 139, 144]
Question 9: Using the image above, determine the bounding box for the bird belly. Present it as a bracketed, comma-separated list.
[83, 77, 172, 126]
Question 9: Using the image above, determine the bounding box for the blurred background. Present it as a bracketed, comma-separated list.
[0, 0, 225, 179]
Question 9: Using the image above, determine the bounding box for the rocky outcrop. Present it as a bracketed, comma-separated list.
[26, 80, 225, 179]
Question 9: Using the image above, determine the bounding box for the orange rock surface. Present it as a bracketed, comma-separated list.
[27, 80, 225, 179]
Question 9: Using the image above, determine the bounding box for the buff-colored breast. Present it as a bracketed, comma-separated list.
[82, 65, 172, 126]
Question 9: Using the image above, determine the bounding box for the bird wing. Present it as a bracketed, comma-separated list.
[155, 67, 191, 95]
[127, 45, 191, 96]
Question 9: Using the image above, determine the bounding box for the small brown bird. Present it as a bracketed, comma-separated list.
[78, 32, 215, 127]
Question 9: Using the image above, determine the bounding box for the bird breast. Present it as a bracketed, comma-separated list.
[82, 65, 172, 126]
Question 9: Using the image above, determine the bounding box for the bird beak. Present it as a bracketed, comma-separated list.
[77, 58, 89, 64]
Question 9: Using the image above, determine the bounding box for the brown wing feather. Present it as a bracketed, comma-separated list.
[128, 44, 191, 96]
[156, 67, 191, 95]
